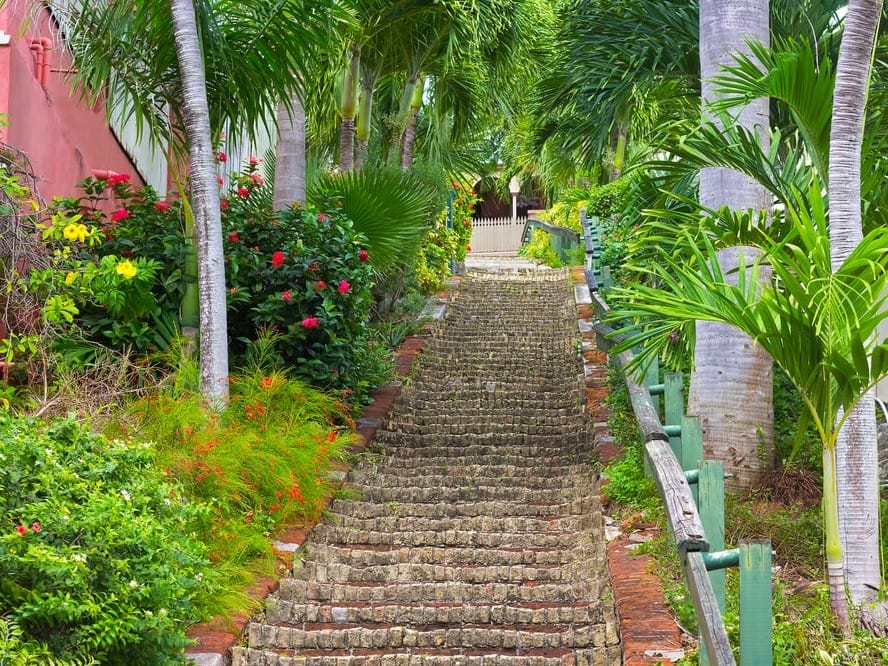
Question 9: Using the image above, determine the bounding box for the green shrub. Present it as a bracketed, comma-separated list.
[0, 413, 212, 664]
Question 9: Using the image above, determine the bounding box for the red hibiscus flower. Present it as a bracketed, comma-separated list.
[216, 174, 224, 185]
[217, 151, 227, 163]
[221, 198, 230, 210]
[249, 155, 260, 166]
[338, 280, 350, 294]
[237, 187, 250, 199]
[110, 207, 130, 222]
[15, 524, 27, 536]
[317, 213, 328, 222]
[155, 200, 171, 212]
[312, 280, 326, 291]
[249, 172, 265, 185]
[358, 249, 369, 262]
[228, 232, 239, 243]
[467, 245, 472, 252]
[107, 173, 131, 186]
[301, 316, 320, 329]
[281, 290, 293, 303]
[30, 521, 40, 533]
[271, 251, 286, 267]
[308, 262, 320, 273]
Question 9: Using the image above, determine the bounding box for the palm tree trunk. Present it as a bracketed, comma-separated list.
[691, 0, 773, 493]
[355, 80, 373, 172]
[828, 0, 883, 621]
[400, 76, 424, 171]
[169, 0, 229, 405]
[274, 94, 306, 209]
[339, 46, 360, 173]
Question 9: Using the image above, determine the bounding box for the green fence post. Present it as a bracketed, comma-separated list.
[681, 416, 704, 504]
[664, 372, 683, 461]
[698, 460, 726, 613]
[739, 540, 772, 666]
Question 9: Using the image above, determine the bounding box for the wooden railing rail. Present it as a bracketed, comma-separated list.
[580, 209, 772, 666]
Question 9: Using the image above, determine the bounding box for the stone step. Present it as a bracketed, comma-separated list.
[233, 646, 623, 665]
[350, 484, 590, 504]
[302, 543, 583, 568]
[343, 472, 591, 492]
[368, 432, 594, 450]
[357, 451, 594, 469]
[244, 622, 616, 652]
[310, 525, 593, 551]
[323, 513, 595, 535]
[326, 498, 595, 520]
[375, 423, 591, 438]
[276, 577, 604, 605]
[265, 598, 611, 626]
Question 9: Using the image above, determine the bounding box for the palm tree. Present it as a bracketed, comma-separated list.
[693, 0, 773, 493]
[826, 0, 884, 624]
[168, 0, 227, 404]
[606, 193, 888, 631]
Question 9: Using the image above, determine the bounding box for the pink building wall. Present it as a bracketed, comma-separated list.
[0, 4, 142, 205]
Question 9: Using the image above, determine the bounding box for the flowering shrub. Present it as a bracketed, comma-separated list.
[450, 181, 480, 262]
[414, 222, 459, 294]
[222, 197, 385, 401]
[119, 369, 355, 571]
[31, 167, 390, 403]
[0, 413, 212, 663]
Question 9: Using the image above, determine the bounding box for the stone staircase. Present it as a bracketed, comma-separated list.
[232, 268, 621, 666]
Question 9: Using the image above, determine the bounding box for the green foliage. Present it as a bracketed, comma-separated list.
[415, 223, 458, 294]
[117, 366, 354, 592]
[308, 167, 443, 271]
[601, 366, 659, 512]
[773, 366, 822, 470]
[519, 229, 562, 267]
[0, 413, 212, 664]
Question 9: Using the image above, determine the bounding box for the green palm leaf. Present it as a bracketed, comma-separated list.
[308, 167, 443, 271]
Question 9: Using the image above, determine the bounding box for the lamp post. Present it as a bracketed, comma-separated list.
[508, 176, 520, 220]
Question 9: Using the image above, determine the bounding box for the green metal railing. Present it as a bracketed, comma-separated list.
[581, 209, 773, 665]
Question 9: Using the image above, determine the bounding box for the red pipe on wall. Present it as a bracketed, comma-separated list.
[28, 40, 43, 84]
[39, 38, 51, 85]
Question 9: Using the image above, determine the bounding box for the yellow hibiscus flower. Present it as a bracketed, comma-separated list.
[115, 260, 138, 280]
[63, 223, 88, 242]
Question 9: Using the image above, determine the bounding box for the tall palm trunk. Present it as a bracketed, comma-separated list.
[400, 76, 424, 171]
[355, 79, 373, 172]
[274, 94, 306, 209]
[691, 0, 773, 493]
[339, 46, 360, 173]
[169, 0, 229, 405]
[828, 0, 883, 628]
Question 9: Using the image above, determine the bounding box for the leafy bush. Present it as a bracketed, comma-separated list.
[31, 171, 391, 403]
[415, 223, 459, 293]
[0, 413, 212, 664]
[519, 229, 563, 267]
[449, 181, 479, 262]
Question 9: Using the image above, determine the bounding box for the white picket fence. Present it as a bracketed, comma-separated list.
[469, 216, 527, 253]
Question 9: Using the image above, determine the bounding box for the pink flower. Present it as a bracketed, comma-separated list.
[230, 287, 238, 295]
[228, 232, 239, 243]
[237, 187, 250, 199]
[338, 280, 350, 294]
[110, 207, 130, 222]
[249, 155, 260, 166]
[155, 200, 171, 212]
[271, 251, 285, 268]
[301, 316, 320, 329]
[317, 213, 328, 222]
[15, 524, 27, 536]
[217, 174, 224, 185]
[30, 521, 40, 533]
[249, 172, 265, 185]
[107, 173, 131, 186]
[358, 249, 369, 262]
[221, 198, 230, 210]
[217, 151, 227, 163]
[312, 280, 326, 291]
[281, 290, 293, 303]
